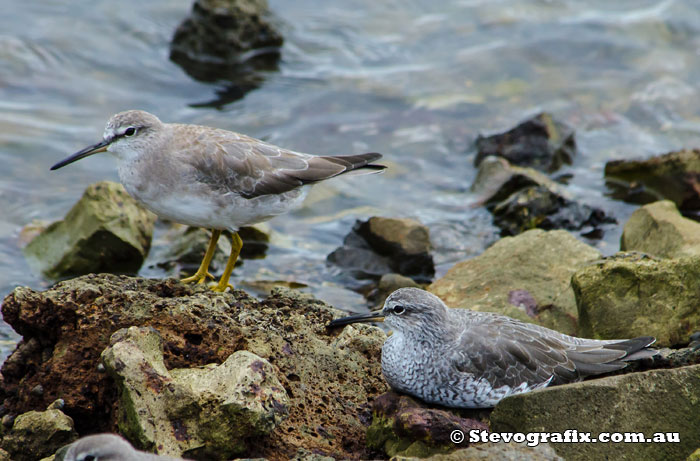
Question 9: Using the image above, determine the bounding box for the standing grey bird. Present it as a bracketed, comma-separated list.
[50, 110, 385, 292]
[56, 433, 188, 460]
[328, 288, 656, 408]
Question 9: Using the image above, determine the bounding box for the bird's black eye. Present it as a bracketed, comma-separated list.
[83, 456, 96, 461]
[124, 127, 136, 137]
[393, 305, 405, 314]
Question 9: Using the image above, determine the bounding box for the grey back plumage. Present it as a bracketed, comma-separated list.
[378, 288, 656, 408]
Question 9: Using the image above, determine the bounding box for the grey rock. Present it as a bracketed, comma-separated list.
[392, 441, 563, 461]
[490, 365, 700, 461]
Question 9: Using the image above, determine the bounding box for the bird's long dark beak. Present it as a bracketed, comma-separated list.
[328, 310, 385, 328]
[50, 139, 111, 171]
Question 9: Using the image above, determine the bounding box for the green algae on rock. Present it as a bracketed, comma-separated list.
[1, 403, 78, 461]
[573, 253, 700, 347]
[23, 181, 156, 279]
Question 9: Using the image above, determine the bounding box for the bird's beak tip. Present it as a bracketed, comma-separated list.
[50, 140, 110, 171]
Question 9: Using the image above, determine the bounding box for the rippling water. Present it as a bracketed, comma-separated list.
[2, 0, 700, 360]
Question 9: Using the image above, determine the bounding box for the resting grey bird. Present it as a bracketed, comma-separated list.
[56, 433, 188, 461]
[328, 288, 656, 408]
[50, 110, 385, 292]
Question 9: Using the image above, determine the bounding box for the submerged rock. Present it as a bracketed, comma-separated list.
[366, 392, 488, 458]
[474, 112, 577, 173]
[472, 157, 613, 237]
[490, 365, 700, 461]
[0, 403, 78, 461]
[0, 275, 387, 459]
[621, 200, 700, 259]
[429, 229, 601, 336]
[327, 217, 435, 283]
[23, 181, 156, 279]
[102, 326, 288, 459]
[169, 0, 283, 107]
[572, 253, 700, 347]
[605, 148, 700, 215]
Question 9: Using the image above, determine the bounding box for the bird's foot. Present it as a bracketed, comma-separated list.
[180, 271, 215, 285]
[211, 280, 234, 293]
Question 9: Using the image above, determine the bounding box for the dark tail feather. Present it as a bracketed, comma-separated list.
[294, 153, 386, 184]
[569, 336, 656, 379]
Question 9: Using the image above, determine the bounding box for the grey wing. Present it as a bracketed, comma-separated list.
[187, 133, 382, 199]
[450, 320, 578, 391]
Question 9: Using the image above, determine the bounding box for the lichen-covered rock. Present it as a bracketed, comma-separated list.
[429, 229, 601, 336]
[605, 148, 700, 213]
[0, 275, 387, 459]
[1, 406, 78, 461]
[23, 181, 156, 279]
[366, 392, 488, 458]
[621, 200, 700, 259]
[572, 253, 700, 347]
[327, 217, 435, 283]
[391, 441, 563, 461]
[471, 157, 613, 237]
[490, 365, 700, 461]
[102, 326, 287, 459]
[474, 112, 577, 173]
[688, 447, 700, 461]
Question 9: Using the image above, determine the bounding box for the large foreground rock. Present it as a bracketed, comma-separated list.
[605, 148, 700, 213]
[0, 275, 387, 459]
[102, 326, 288, 459]
[23, 181, 156, 279]
[490, 365, 700, 461]
[621, 200, 700, 258]
[572, 253, 700, 347]
[429, 229, 601, 335]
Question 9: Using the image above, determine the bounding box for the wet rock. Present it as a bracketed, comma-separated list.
[0, 275, 387, 459]
[327, 217, 435, 283]
[621, 200, 700, 258]
[169, 0, 283, 108]
[472, 157, 613, 237]
[102, 326, 287, 458]
[490, 365, 700, 461]
[23, 181, 156, 279]
[366, 392, 488, 458]
[392, 441, 563, 461]
[0, 403, 78, 461]
[152, 225, 269, 277]
[429, 229, 601, 336]
[605, 148, 700, 215]
[474, 112, 577, 173]
[572, 253, 700, 347]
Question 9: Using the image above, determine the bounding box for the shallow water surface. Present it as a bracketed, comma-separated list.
[2, 0, 700, 361]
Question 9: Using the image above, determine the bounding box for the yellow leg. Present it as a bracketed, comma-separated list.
[212, 232, 243, 292]
[180, 229, 221, 285]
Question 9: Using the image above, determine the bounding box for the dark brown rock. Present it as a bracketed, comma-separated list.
[366, 392, 489, 458]
[0, 275, 387, 460]
[475, 112, 577, 173]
